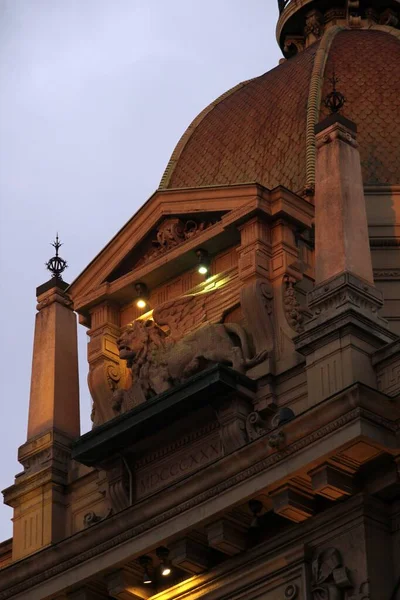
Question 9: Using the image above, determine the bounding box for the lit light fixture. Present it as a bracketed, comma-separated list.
[139, 555, 153, 585]
[196, 249, 210, 276]
[135, 282, 149, 310]
[156, 546, 172, 577]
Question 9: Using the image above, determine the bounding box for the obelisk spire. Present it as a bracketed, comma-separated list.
[295, 91, 396, 406]
[3, 237, 80, 560]
[27, 235, 79, 439]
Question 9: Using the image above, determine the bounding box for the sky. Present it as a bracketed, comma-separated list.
[0, 0, 282, 540]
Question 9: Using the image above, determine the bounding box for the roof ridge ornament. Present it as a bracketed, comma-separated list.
[45, 233, 68, 280]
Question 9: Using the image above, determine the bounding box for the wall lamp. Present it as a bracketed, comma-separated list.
[139, 555, 153, 585]
[156, 546, 172, 577]
[196, 249, 211, 276]
[134, 282, 149, 310]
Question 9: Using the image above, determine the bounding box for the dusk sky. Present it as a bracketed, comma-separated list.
[0, 0, 282, 539]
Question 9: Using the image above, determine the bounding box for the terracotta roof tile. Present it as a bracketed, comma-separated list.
[164, 29, 400, 191]
[321, 30, 400, 186]
[166, 44, 318, 193]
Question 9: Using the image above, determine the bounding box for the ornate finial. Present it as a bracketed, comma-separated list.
[324, 69, 346, 114]
[45, 233, 68, 280]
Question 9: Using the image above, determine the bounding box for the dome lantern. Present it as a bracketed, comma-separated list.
[277, 0, 400, 57]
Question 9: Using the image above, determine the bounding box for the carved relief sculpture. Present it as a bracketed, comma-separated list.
[304, 10, 324, 40]
[115, 288, 271, 406]
[311, 548, 352, 600]
[283, 275, 308, 333]
[135, 218, 215, 267]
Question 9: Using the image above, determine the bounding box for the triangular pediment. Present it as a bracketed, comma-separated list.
[105, 213, 224, 283]
[68, 184, 263, 312]
[68, 183, 313, 316]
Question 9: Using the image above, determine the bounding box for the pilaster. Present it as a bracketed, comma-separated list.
[237, 216, 271, 284]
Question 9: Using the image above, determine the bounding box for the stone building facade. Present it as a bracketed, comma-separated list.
[1, 1, 400, 599]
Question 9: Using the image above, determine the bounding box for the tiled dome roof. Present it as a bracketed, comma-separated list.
[160, 29, 400, 192]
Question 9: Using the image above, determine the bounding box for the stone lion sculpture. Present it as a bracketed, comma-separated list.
[113, 291, 269, 410]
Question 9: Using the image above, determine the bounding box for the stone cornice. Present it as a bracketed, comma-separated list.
[0, 383, 398, 598]
[372, 339, 400, 368]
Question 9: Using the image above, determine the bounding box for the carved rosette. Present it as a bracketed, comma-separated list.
[284, 584, 299, 599]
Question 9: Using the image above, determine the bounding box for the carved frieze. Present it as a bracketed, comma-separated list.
[136, 431, 222, 498]
[373, 269, 400, 280]
[306, 272, 384, 323]
[18, 430, 71, 477]
[135, 217, 216, 268]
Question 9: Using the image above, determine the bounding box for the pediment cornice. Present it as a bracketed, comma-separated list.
[68, 184, 313, 314]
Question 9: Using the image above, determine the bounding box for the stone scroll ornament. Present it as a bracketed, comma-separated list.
[114, 288, 271, 409]
[311, 548, 352, 600]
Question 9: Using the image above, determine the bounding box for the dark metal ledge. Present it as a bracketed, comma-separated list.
[72, 365, 256, 466]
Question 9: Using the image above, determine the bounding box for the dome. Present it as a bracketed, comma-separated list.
[160, 29, 400, 194]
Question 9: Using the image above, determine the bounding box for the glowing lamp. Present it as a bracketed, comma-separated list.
[135, 282, 149, 310]
[156, 546, 172, 577]
[196, 249, 210, 276]
[161, 565, 171, 577]
[139, 555, 153, 585]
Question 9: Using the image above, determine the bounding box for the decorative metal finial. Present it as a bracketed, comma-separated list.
[45, 233, 68, 280]
[278, 0, 291, 14]
[324, 70, 346, 114]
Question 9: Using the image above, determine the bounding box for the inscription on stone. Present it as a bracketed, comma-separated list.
[136, 434, 222, 498]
